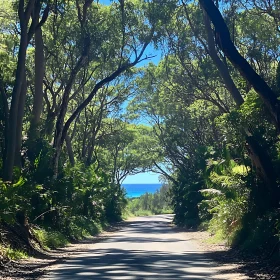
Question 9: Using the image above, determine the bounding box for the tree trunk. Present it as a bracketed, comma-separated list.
[4, 24, 28, 181]
[203, 13, 243, 107]
[52, 28, 154, 177]
[86, 140, 95, 166]
[65, 134, 75, 166]
[14, 72, 27, 167]
[52, 53, 89, 178]
[3, 0, 47, 180]
[29, 26, 45, 139]
[202, 12, 278, 204]
[0, 81, 9, 167]
[199, 0, 280, 132]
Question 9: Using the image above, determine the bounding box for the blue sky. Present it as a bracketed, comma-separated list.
[99, 0, 111, 4]
[123, 171, 161, 184]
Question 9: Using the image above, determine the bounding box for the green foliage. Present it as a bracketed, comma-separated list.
[233, 209, 280, 252]
[33, 228, 68, 249]
[200, 160, 250, 244]
[0, 151, 126, 242]
[1, 0, 280, 258]
[126, 184, 172, 216]
[66, 216, 105, 240]
[1, 246, 28, 260]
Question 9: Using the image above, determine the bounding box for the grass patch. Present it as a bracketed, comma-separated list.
[67, 216, 105, 240]
[34, 217, 107, 248]
[204, 229, 225, 245]
[198, 221, 209, 231]
[124, 208, 173, 218]
[33, 228, 69, 249]
[0, 245, 28, 260]
[131, 209, 153, 216]
[161, 209, 173, 214]
[122, 209, 134, 219]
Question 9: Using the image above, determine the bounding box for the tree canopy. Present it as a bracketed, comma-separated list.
[0, 0, 280, 256]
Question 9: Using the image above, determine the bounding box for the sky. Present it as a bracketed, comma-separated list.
[99, 0, 111, 4]
[122, 171, 161, 184]
[100, 0, 162, 185]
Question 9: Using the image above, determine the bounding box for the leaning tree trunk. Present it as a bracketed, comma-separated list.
[202, 13, 277, 196]
[52, 0, 93, 178]
[52, 53, 88, 178]
[199, 0, 280, 133]
[52, 28, 154, 177]
[202, 13, 243, 107]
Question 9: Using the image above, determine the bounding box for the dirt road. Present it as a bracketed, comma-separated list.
[41, 215, 248, 279]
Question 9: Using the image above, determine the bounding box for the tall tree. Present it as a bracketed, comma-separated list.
[4, 0, 49, 180]
[199, 0, 280, 133]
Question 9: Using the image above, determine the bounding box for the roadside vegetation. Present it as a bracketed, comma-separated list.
[126, 184, 173, 216]
[0, 0, 280, 265]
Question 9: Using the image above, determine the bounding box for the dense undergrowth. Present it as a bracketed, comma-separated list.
[0, 147, 127, 261]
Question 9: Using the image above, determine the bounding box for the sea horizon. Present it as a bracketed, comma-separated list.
[122, 183, 162, 198]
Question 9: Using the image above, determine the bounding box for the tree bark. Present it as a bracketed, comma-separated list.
[3, 0, 49, 181]
[203, 14, 243, 107]
[86, 108, 104, 166]
[14, 72, 27, 167]
[4, 20, 28, 181]
[0, 80, 9, 167]
[199, 0, 280, 132]
[65, 134, 75, 166]
[29, 26, 45, 139]
[52, 53, 89, 177]
[52, 0, 93, 178]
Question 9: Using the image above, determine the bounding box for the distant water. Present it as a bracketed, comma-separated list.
[122, 184, 162, 198]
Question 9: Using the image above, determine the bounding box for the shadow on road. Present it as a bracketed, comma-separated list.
[42, 215, 217, 279]
[5, 215, 276, 280]
[44, 248, 213, 279]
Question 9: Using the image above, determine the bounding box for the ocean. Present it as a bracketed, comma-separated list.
[122, 183, 162, 198]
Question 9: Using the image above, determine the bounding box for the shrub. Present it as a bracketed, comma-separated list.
[33, 228, 68, 249]
[0, 245, 28, 260]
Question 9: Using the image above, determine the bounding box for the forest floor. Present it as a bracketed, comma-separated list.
[0, 215, 279, 279]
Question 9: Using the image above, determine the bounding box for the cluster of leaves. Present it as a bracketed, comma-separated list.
[200, 160, 250, 243]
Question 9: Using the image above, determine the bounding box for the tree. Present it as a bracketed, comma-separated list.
[51, 0, 162, 177]
[98, 120, 158, 185]
[4, 0, 49, 181]
[199, 0, 280, 133]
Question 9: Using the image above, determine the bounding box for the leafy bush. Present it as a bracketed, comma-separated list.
[0, 245, 28, 260]
[66, 216, 105, 240]
[200, 160, 250, 244]
[33, 228, 68, 249]
[0, 152, 127, 255]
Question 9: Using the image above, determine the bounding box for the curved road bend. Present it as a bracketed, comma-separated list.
[41, 215, 230, 280]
